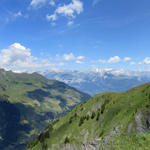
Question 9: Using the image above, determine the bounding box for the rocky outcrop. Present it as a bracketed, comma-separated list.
[127, 111, 150, 134]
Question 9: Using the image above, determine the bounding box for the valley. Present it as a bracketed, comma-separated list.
[0, 69, 90, 150]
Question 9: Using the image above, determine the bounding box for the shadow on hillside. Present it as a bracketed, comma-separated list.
[0, 98, 31, 150]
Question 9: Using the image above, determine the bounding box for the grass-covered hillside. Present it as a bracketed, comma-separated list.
[0, 69, 90, 150]
[27, 82, 150, 150]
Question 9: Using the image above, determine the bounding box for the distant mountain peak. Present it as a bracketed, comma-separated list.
[42, 68, 150, 96]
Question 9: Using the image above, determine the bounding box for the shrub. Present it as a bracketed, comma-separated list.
[96, 112, 100, 121]
[44, 131, 50, 139]
[38, 130, 50, 143]
[86, 115, 89, 120]
[53, 119, 59, 125]
[64, 136, 70, 144]
[69, 116, 73, 124]
[79, 116, 85, 126]
[48, 124, 53, 131]
[38, 133, 45, 143]
[74, 112, 77, 118]
[80, 107, 84, 111]
[42, 141, 48, 150]
[99, 130, 104, 137]
[91, 112, 96, 119]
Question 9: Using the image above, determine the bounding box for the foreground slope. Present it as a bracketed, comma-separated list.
[0, 69, 90, 150]
[27, 82, 150, 150]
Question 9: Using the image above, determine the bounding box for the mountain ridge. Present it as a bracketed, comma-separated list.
[27, 82, 150, 150]
[0, 68, 90, 150]
[41, 68, 150, 95]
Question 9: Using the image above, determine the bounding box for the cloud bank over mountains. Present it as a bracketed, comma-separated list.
[0, 43, 150, 72]
[0, 43, 54, 72]
[42, 68, 150, 95]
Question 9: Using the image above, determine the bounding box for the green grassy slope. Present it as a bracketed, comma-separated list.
[0, 69, 90, 150]
[27, 82, 150, 150]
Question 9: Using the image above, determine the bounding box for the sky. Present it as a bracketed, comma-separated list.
[0, 0, 150, 72]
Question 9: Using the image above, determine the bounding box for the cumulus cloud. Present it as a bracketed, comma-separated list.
[124, 57, 131, 62]
[67, 20, 74, 26]
[49, 0, 55, 6]
[46, 0, 83, 25]
[76, 60, 83, 64]
[98, 56, 132, 64]
[63, 53, 84, 62]
[108, 56, 121, 63]
[30, 0, 83, 25]
[63, 53, 76, 61]
[0, 43, 33, 66]
[77, 56, 84, 60]
[130, 61, 136, 65]
[14, 11, 22, 18]
[5, 11, 23, 23]
[144, 57, 150, 64]
[30, 0, 47, 8]
[30, 0, 56, 8]
[0, 43, 54, 72]
[46, 14, 57, 21]
[55, 0, 83, 18]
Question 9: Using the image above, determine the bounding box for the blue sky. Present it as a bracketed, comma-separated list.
[0, 0, 150, 72]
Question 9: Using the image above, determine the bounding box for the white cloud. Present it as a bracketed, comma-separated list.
[77, 56, 84, 60]
[63, 53, 76, 61]
[108, 56, 121, 63]
[144, 57, 150, 64]
[92, 0, 101, 6]
[5, 11, 23, 23]
[63, 53, 85, 63]
[46, 0, 83, 24]
[55, 0, 83, 18]
[30, 0, 47, 8]
[49, 0, 55, 6]
[124, 57, 131, 62]
[0, 43, 33, 66]
[46, 13, 57, 21]
[130, 61, 136, 65]
[76, 60, 83, 64]
[14, 11, 22, 17]
[30, 0, 55, 8]
[0, 43, 54, 72]
[67, 20, 74, 26]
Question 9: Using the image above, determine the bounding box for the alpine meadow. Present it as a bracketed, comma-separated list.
[0, 0, 150, 150]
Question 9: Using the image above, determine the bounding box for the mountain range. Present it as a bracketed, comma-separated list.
[42, 68, 150, 96]
[0, 69, 90, 150]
